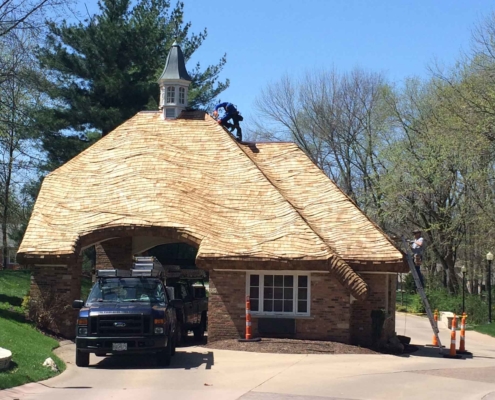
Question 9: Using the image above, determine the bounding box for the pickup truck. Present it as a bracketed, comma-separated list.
[72, 258, 181, 367]
[167, 269, 208, 345]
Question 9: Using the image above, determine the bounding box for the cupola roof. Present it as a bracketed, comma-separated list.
[158, 41, 192, 82]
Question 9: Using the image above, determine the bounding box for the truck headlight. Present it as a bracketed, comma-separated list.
[154, 327, 164, 334]
[78, 327, 88, 336]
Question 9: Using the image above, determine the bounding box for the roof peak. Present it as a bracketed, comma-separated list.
[158, 41, 192, 82]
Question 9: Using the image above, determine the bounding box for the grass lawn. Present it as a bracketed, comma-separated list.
[0, 270, 92, 389]
[0, 317, 65, 389]
[474, 323, 495, 338]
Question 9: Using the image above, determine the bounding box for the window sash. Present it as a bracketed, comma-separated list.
[247, 272, 310, 316]
[179, 87, 185, 104]
[166, 87, 175, 103]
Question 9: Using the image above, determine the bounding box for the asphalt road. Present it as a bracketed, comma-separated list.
[2, 313, 495, 400]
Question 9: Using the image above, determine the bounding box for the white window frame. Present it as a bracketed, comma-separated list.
[246, 271, 311, 317]
[166, 86, 175, 104]
[179, 87, 186, 104]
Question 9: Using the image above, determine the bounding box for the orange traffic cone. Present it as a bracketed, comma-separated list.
[237, 296, 261, 343]
[245, 296, 252, 340]
[458, 313, 469, 354]
[449, 314, 457, 356]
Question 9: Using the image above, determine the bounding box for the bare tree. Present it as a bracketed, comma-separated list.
[0, 30, 41, 269]
[254, 68, 392, 223]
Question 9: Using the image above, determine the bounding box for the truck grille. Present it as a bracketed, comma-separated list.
[90, 315, 151, 336]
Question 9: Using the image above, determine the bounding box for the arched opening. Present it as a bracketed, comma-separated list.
[142, 242, 198, 268]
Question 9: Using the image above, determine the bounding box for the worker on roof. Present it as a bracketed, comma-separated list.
[213, 102, 243, 142]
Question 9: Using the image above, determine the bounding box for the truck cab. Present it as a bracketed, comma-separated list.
[72, 257, 181, 367]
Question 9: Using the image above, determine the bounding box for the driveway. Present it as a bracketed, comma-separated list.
[2, 313, 495, 400]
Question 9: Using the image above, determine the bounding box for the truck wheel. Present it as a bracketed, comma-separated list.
[176, 321, 185, 346]
[171, 333, 176, 356]
[193, 314, 206, 341]
[157, 337, 172, 367]
[75, 349, 90, 367]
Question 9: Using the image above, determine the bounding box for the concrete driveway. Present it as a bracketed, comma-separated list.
[2, 313, 495, 400]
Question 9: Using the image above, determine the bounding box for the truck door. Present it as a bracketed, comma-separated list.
[179, 283, 196, 326]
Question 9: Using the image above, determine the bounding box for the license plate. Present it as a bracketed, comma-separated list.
[112, 343, 127, 351]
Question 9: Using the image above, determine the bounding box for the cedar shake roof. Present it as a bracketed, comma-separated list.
[18, 111, 405, 299]
[241, 142, 404, 268]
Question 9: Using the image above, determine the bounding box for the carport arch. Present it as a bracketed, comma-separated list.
[26, 225, 204, 339]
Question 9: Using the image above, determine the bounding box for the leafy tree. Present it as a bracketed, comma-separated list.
[34, 0, 228, 171]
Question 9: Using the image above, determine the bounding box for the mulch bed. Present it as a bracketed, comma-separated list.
[204, 338, 379, 354]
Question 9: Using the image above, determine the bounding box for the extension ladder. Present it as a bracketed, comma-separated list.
[401, 236, 444, 353]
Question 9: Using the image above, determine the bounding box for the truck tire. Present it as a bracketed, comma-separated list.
[75, 349, 89, 367]
[176, 320, 185, 346]
[157, 337, 172, 367]
[171, 333, 176, 356]
[193, 313, 206, 341]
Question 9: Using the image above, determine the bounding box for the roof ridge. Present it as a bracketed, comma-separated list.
[237, 141, 368, 299]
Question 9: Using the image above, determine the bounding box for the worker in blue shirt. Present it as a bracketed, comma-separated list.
[213, 102, 243, 141]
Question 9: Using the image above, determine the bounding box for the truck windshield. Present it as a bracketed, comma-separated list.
[87, 278, 166, 303]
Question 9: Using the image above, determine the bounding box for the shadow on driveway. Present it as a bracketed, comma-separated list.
[395, 344, 478, 359]
[92, 350, 214, 370]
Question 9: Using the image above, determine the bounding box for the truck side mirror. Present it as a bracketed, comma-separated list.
[170, 299, 183, 308]
[72, 300, 84, 309]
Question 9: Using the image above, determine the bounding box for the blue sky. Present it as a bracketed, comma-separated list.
[77, 1, 495, 121]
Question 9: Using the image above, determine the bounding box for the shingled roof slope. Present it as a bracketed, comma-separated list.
[19, 112, 334, 262]
[243, 142, 404, 270]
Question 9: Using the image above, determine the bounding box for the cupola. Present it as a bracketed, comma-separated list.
[158, 41, 192, 119]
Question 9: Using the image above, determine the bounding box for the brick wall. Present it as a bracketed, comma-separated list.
[350, 273, 397, 346]
[95, 237, 133, 270]
[295, 273, 350, 342]
[208, 270, 246, 341]
[29, 259, 82, 338]
[208, 270, 351, 343]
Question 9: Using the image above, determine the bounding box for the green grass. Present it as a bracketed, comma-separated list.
[0, 270, 94, 389]
[474, 323, 495, 338]
[0, 317, 65, 389]
[0, 270, 30, 314]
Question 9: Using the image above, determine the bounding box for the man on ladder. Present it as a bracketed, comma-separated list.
[410, 229, 425, 287]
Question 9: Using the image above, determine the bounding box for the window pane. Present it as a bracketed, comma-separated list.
[250, 275, 259, 286]
[251, 299, 259, 312]
[274, 275, 283, 287]
[284, 300, 293, 312]
[284, 288, 293, 299]
[284, 275, 293, 287]
[250, 287, 259, 299]
[264, 275, 273, 286]
[264, 287, 273, 299]
[298, 288, 308, 300]
[274, 288, 283, 299]
[264, 299, 273, 312]
[298, 300, 307, 313]
[274, 300, 283, 312]
[298, 275, 308, 288]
